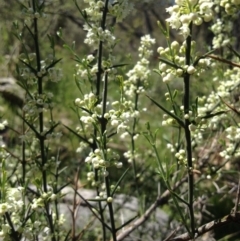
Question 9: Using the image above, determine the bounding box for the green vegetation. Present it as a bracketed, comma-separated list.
[0, 1, 240, 241]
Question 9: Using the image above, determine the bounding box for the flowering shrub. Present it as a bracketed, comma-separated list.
[1, 0, 240, 240]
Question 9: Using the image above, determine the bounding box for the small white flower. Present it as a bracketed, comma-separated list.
[189, 124, 196, 132]
[116, 162, 123, 168]
[187, 65, 196, 74]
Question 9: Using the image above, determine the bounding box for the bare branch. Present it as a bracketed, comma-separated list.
[115, 177, 187, 241]
[171, 212, 240, 241]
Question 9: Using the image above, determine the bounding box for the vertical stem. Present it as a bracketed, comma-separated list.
[102, 72, 116, 240]
[32, 1, 56, 240]
[32, 0, 46, 192]
[21, 111, 26, 183]
[183, 22, 195, 236]
[131, 89, 140, 198]
[93, 1, 110, 240]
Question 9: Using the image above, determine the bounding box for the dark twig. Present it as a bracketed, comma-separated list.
[171, 212, 240, 241]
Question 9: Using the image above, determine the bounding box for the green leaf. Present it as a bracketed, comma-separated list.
[57, 166, 68, 175]
[47, 34, 55, 49]
[46, 58, 62, 70]
[228, 45, 240, 59]
[33, 178, 42, 187]
[24, 23, 34, 39]
[193, 48, 216, 66]
[19, 59, 37, 74]
[153, 68, 162, 76]
[63, 44, 73, 52]
[146, 95, 184, 128]
[73, 54, 82, 63]
[173, 89, 178, 99]
[16, 1, 28, 10]
[157, 20, 168, 37]
[195, 97, 198, 114]
[116, 215, 138, 231]
[201, 110, 227, 119]
[44, 122, 60, 136]
[19, 116, 41, 138]
[111, 167, 130, 196]
[63, 124, 94, 147]
[166, 163, 177, 180]
[57, 182, 72, 193]
[110, 63, 129, 69]
[166, 85, 178, 116]
[158, 57, 179, 69]
[87, 198, 107, 202]
[72, 41, 76, 51]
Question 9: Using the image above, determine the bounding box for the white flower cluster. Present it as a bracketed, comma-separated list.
[198, 66, 240, 129]
[21, 6, 47, 20]
[75, 93, 98, 113]
[21, 213, 65, 241]
[83, 0, 134, 49]
[85, 148, 122, 187]
[83, 0, 105, 21]
[75, 61, 97, 84]
[23, 92, 54, 118]
[108, 0, 134, 22]
[158, 40, 211, 83]
[19, 55, 62, 83]
[107, 99, 139, 132]
[0, 188, 24, 216]
[85, 148, 121, 169]
[83, 25, 116, 48]
[31, 191, 59, 210]
[210, 15, 235, 49]
[220, 0, 240, 14]
[0, 120, 8, 132]
[162, 112, 177, 126]
[75, 92, 140, 138]
[0, 186, 65, 241]
[219, 125, 240, 160]
[123, 150, 140, 163]
[0, 188, 24, 237]
[48, 68, 62, 82]
[166, 0, 214, 38]
[175, 149, 196, 166]
[125, 35, 155, 97]
[175, 149, 187, 165]
[162, 103, 201, 128]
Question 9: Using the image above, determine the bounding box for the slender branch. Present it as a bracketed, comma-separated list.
[183, 22, 195, 236]
[92, 0, 110, 239]
[171, 212, 240, 241]
[234, 176, 240, 215]
[101, 72, 117, 240]
[131, 82, 140, 198]
[208, 54, 240, 68]
[32, 1, 56, 240]
[115, 177, 188, 241]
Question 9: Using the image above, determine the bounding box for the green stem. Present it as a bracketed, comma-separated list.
[131, 87, 140, 199]
[93, 1, 111, 240]
[32, 1, 56, 240]
[5, 212, 21, 241]
[21, 111, 26, 184]
[101, 72, 116, 241]
[95, 169, 106, 241]
[184, 22, 195, 237]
